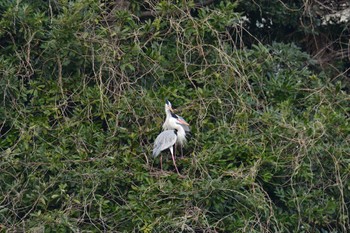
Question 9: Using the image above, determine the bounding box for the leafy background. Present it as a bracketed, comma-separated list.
[0, 0, 349, 232]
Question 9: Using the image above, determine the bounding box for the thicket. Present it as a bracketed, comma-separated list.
[0, 0, 349, 232]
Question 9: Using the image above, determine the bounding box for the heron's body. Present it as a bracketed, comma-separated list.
[152, 129, 178, 158]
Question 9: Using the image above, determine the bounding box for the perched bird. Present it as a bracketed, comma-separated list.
[162, 100, 190, 157]
[153, 115, 189, 175]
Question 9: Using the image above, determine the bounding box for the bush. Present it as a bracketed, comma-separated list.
[0, 0, 349, 232]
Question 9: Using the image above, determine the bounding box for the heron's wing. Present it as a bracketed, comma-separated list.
[152, 130, 177, 157]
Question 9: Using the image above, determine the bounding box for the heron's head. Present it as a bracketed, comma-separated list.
[167, 116, 189, 131]
[175, 117, 189, 126]
[165, 99, 173, 112]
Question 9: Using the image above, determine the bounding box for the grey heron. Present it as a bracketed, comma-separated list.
[153, 115, 189, 175]
[162, 100, 190, 157]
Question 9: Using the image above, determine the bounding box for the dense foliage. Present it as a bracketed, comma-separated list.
[0, 0, 349, 232]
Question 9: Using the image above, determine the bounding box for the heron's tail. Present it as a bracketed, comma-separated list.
[152, 148, 161, 158]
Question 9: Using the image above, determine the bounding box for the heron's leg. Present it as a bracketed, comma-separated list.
[160, 155, 163, 171]
[180, 145, 184, 158]
[170, 146, 180, 175]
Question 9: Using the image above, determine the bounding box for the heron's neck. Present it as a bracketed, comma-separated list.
[175, 124, 186, 144]
[175, 124, 185, 136]
[162, 109, 172, 130]
[165, 109, 172, 119]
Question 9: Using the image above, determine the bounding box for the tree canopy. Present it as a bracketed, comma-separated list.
[0, 0, 349, 232]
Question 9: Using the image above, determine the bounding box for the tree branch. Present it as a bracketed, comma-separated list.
[139, 0, 218, 18]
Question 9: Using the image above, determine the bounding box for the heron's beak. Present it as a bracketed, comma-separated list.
[166, 104, 174, 112]
[177, 118, 189, 126]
